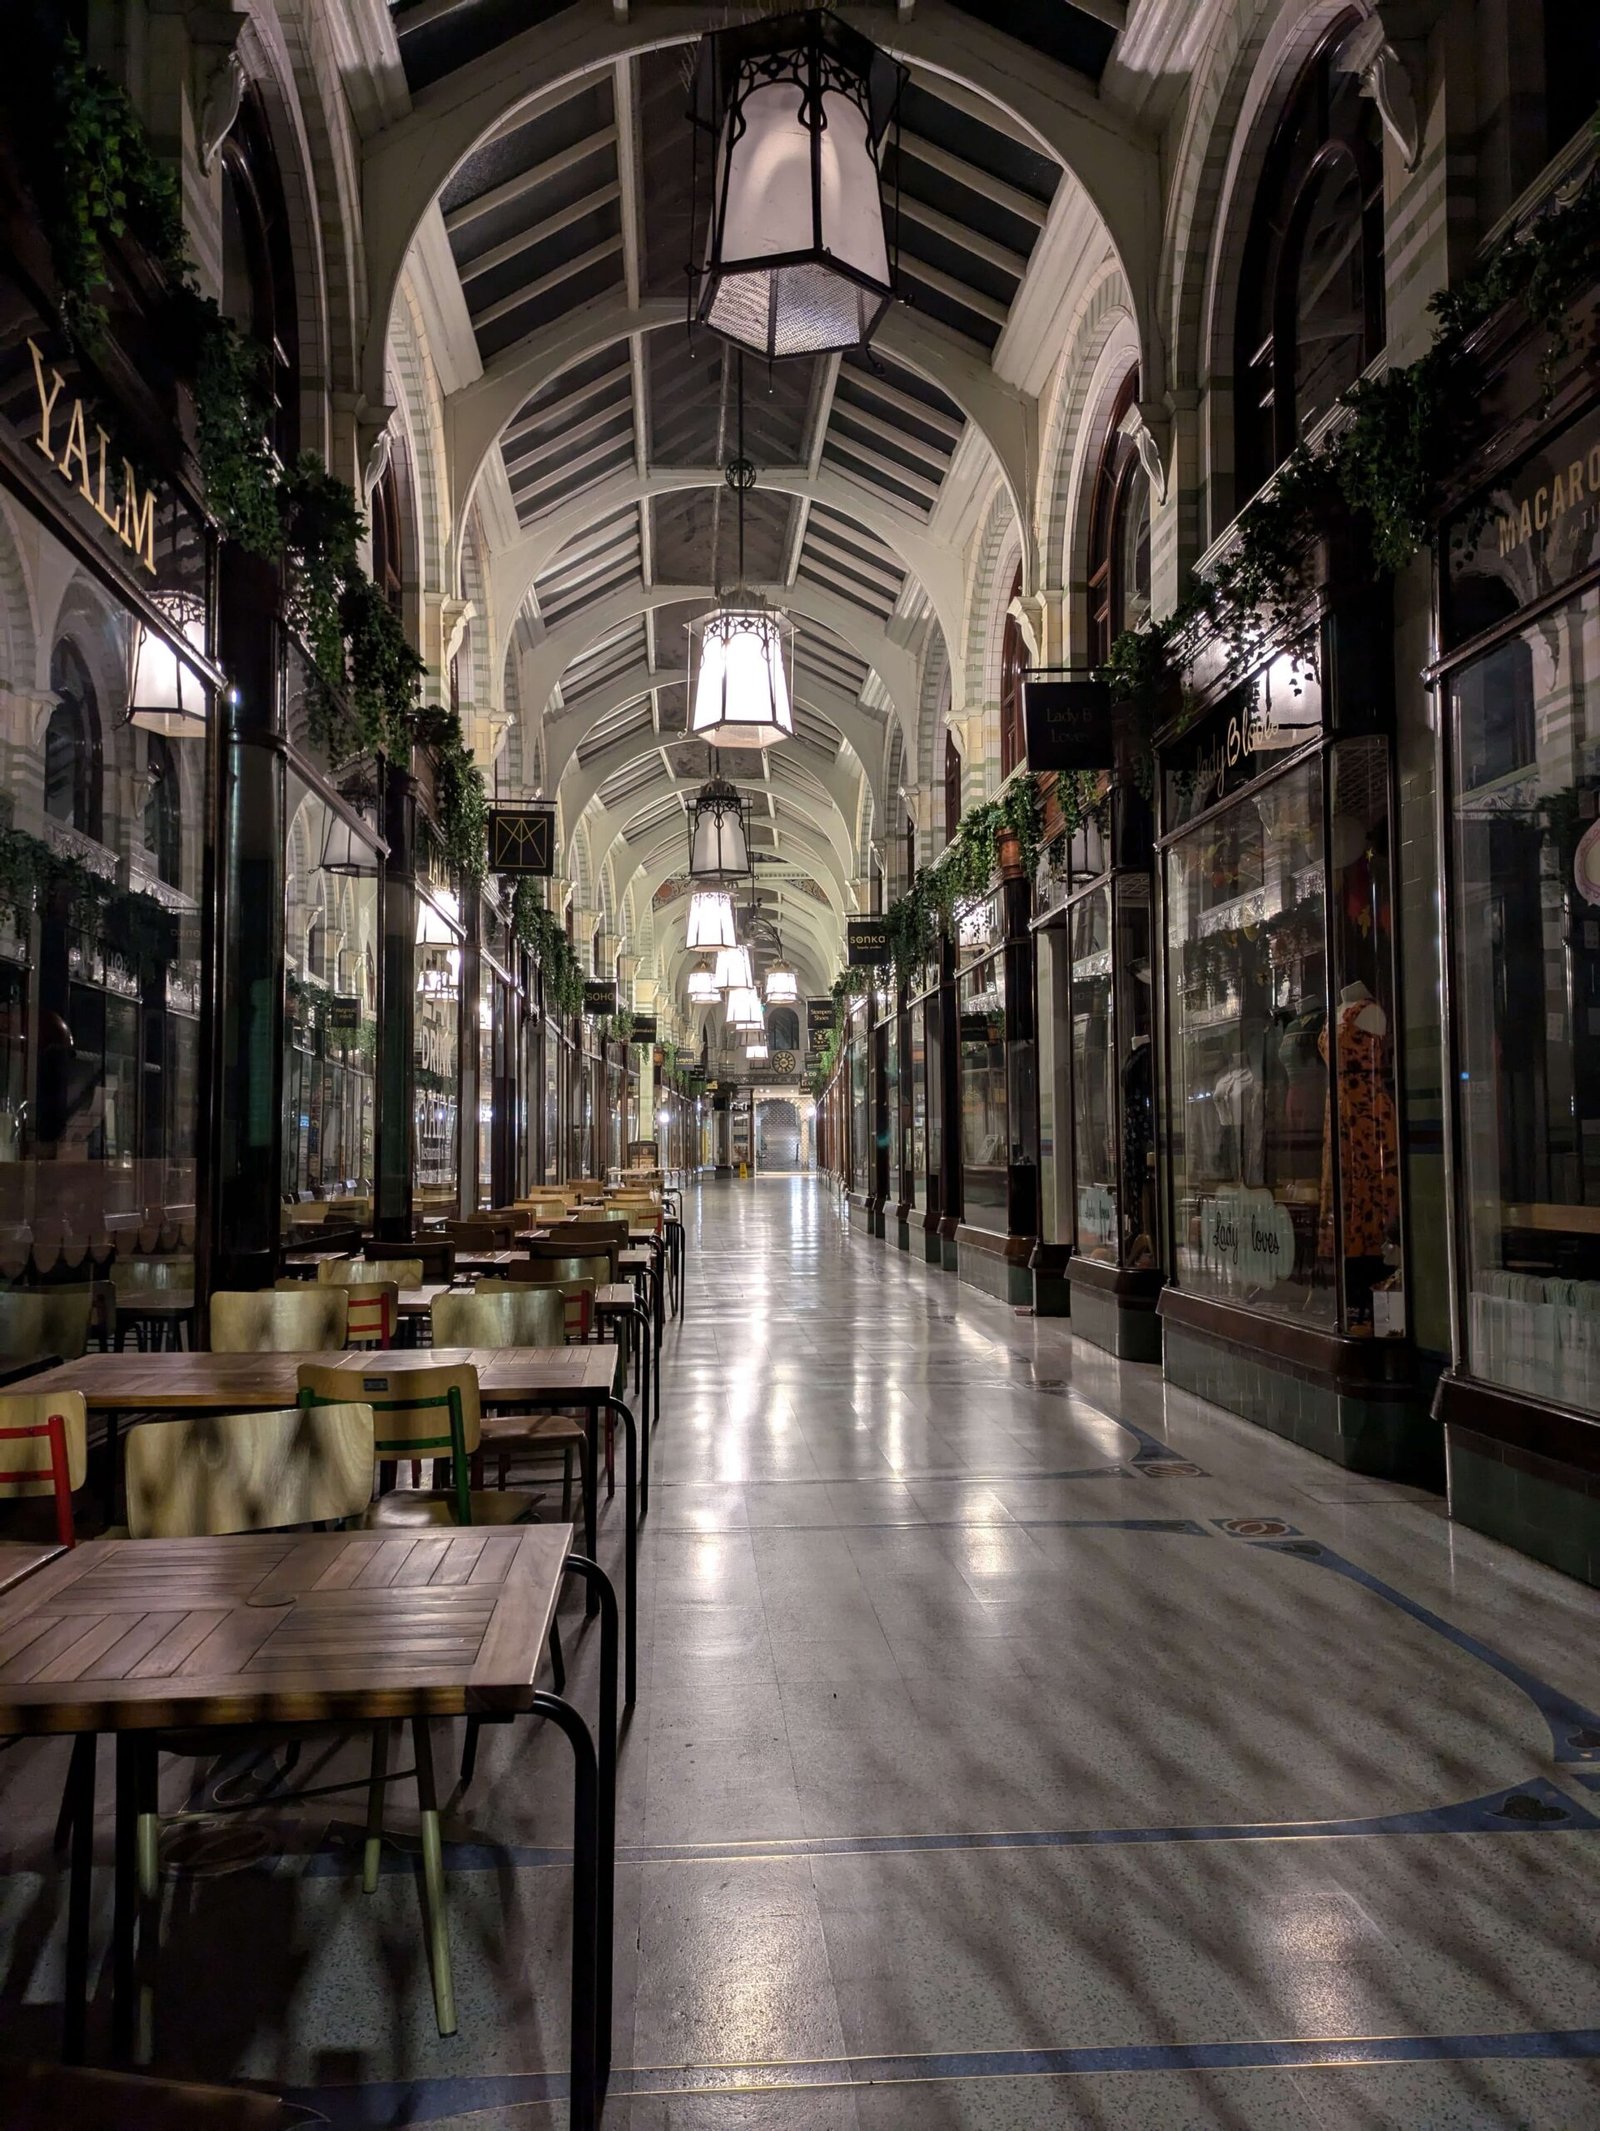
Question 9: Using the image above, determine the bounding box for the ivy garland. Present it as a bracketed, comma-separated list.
[0, 826, 180, 964]
[1101, 132, 1600, 724]
[3, 31, 489, 884]
[511, 878, 586, 1016]
[604, 1010, 636, 1046]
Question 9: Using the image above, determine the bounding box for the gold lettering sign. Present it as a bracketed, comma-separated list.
[27, 339, 157, 574]
[1492, 422, 1600, 562]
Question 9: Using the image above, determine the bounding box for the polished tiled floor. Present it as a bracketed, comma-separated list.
[5, 1174, 1600, 2125]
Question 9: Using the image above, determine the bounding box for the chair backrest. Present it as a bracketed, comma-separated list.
[0, 1389, 88, 1546]
[444, 1218, 513, 1250]
[480, 1274, 595, 1339]
[125, 1404, 375, 1537]
[432, 1285, 566, 1349]
[321, 1256, 423, 1289]
[526, 1233, 619, 1282]
[341, 1282, 399, 1347]
[298, 1361, 480, 1524]
[111, 1256, 194, 1295]
[0, 1288, 95, 1366]
[211, 1287, 349, 1353]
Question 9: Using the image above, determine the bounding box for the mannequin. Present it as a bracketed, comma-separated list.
[1319, 978, 1399, 1322]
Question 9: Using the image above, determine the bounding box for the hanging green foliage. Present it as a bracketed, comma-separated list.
[511, 878, 586, 1015]
[1102, 136, 1600, 723]
[0, 826, 178, 963]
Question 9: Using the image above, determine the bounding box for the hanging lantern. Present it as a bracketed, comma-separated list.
[319, 807, 380, 878]
[687, 959, 720, 1004]
[127, 590, 209, 737]
[687, 887, 737, 949]
[689, 774, 751, 878]
[764, 958, 798, 1004]
[726, 983, 764, 1031]
[745, 1039, 769, 1062]
[690, 9, 906, 360]
[714, 942, 754, 992]
[688, 599, 794, 748]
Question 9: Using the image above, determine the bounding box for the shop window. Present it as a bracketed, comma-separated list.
[142, 735, 181, 888]
[45, 640, 100, 837]
[219, 91, 299, 462]
[1234, 13, 1384, 498]
[1451, 586, 1600, 1410]
[999, 567, 1026, 779]
[944, 729, 962, 844]
[1087, 369, 1153, 665]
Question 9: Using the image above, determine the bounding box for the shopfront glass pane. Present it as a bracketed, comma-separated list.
[415, 894, 461, 1218]
[1036, 934, 1069, 1246]
[282, 779, 378, 1239]
[908, 1009, 926, 1209]
[543, 1024, 559, 1183]
[1116, 876, 1158, 1267]
[1166, 756, 1332, 1319]
[959, 950, 1008, 1233]
[0, 498, 206, 1276]
[884, 1015, 900, 1201]
[1453, 588, 1600, 1405]
[1069, 887, 1115, 1260]
[849, 1025, 868, 1194]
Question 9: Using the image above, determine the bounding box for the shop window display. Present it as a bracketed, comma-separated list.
[958, 896, 1008, 1234]
[849, 1007, 868, 1196]
[1165, 730, 1400, 1329]
[415, 892, 461, 1216]
[1451, 585, 1600, 1409]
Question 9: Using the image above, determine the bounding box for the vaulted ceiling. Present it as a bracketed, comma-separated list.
[380, 0, 1134, 1026]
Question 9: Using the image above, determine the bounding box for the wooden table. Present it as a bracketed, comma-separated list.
[23, 1348, 640, 1707]
[113, 1291, 196, 1351]
[452, 1246, 543, 1276]
[278, 1250, 352, 1277]
[0, 1529, 615, 2126]
[0, 1537, 64, 1596]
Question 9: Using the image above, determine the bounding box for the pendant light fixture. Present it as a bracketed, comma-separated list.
[689, 772, 751, 880]
[726, 983, 764, 1032]
[686, 886, 738, 949]
[688, 357, 795, 749]
[745, 1039, 769, 1062]
[764, 946, 798, 1004]
[126, 590, 209, 737]
[690, 9, 906, 361]
[714, 941, 754, 992]
[687, 959, 720, 1004]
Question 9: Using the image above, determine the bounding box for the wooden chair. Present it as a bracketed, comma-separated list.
[366, 1237, 455, 1284]
[0, 1288, 94, 1374]
[0, 1390, 88, 1548]
[430, 1289, 587, 1508]
[296, 1360, 540, 1529]
[444, 1218, 513, 1250]
[320, 1256, 423, 1290]
[124, 1403, 375, 1538]
[340, 1282, 400, 1348]
[120, 1402, 459, 2043]
[211, 1287, 349, 1353]
[500, 1259, 609, 1336]
[528, 1227, 624, 1282]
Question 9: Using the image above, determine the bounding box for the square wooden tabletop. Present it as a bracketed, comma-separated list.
[0, 1525, 572, 1735]
[19, 1345, 620, 1412]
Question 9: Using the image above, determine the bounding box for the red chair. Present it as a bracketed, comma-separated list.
[0, 1390, 89, 1548]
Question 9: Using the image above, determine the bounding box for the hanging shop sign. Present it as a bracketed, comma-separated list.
[807, 997, 834, 1039]
[1161, 654, 1324, 832]
[487, 804, 556, 876]
[631, 1013, 658, 1044]
[1021, 674, 1115, 773]
[583, 980, 617, 1017]
[846, 918, 890, 966]
[329, 995, 362, 1033]
[1444, 400, 1600, 648]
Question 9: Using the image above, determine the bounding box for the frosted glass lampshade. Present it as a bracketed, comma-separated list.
[764, 961, 798, 1003]
[692, 12, 905, 360]
[688, 601, 794, 748]
[128, 590, 208, 736]
[687, 888, 737, 949]
[714, 943, 754, 991]
[745, 1040, 769, 1061]
[319, 810, 379, 877]
[726, 984, 764, 1031]
[689, 776, 750, 878]
[687, 959, 720, 1004]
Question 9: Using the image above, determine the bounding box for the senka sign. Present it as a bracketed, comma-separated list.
[26, 340, 158, 573]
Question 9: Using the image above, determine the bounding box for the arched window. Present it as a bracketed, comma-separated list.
[768, 1006, 800, 1053]
[371, 460, 405, 617]
[1087, 368, 1153, 665]
[45, 640, 100, 837]
[999, 566, 1026, 779]
[944, 729, 962, 845]
[142, 734, 181, 888]
[904, 813, 916, 891]
[1234, 13, 1384, 498]
[219, 90, 299, 462]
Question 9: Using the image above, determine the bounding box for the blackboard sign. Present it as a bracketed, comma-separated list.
[488, 805, 556, 876]
[1021, 674, 1114, 773]
[846, 919, 890, 966]
[583, 980, 617, 1016]
[631, 1013, 658, 1043]
[329, 995, 362, 1032]
[807, 997, 834, 1038]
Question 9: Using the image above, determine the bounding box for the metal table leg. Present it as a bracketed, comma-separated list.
[62, 1732, 96, 2064]
[604, 1396, 638, 1711]
[528, 1693, 603, 2130]
[558, 1555, 617, 2096]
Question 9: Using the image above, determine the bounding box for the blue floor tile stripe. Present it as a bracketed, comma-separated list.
[280, 2028, 1600, 2124]
[289, 1776, 1594, 1879]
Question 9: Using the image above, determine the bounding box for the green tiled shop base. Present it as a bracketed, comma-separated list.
[1033, 1267, 1071, 1317]
[957, 1240, 1033, 1305]
[1069, 1279, 1161, 1362]
[1163, 1322, 1442, 1484]
[940, 1235, 959, 1273]
[1448, 1431, 1600, 1589]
